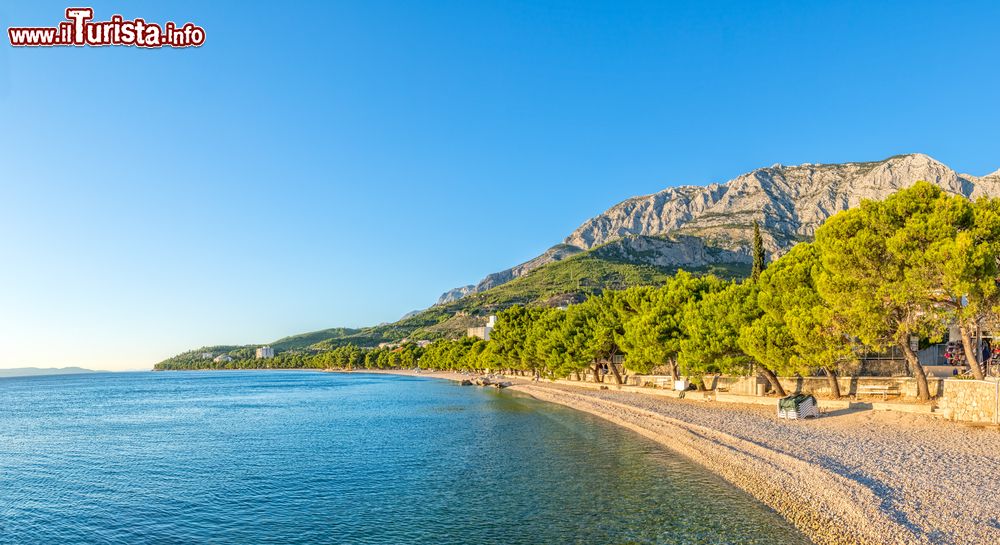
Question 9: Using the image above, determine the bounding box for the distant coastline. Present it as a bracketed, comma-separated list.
[0, 367, 98, 378]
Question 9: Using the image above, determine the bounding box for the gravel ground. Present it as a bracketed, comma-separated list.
[508, 381, 1000, 545]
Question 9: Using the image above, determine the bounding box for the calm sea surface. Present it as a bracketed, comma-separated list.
[0, 371, 810, 544]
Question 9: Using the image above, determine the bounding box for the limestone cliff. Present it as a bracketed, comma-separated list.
[439, 153, 998, 303]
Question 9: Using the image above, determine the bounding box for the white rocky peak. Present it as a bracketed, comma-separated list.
[563, 153, 982, 252]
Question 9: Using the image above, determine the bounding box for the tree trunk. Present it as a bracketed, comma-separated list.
[592, 363, 602, 383]
[958, 323, 986, 381]
[900, 339, 931, 401]
[757, 366, 786, 397]
[823, 367, 841, 399]
[572, 371, 581, 381]
[608, 361, 623, 385]
[668, 358, 679, 380]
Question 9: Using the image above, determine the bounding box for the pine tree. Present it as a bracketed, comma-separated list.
[813, 182, 948, 401]
[751, 222, 766, 282]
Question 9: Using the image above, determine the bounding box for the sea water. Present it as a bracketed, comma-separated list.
[0, 371, 811, 544]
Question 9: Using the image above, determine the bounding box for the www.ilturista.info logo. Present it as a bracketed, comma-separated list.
[8, 7, 205, 48]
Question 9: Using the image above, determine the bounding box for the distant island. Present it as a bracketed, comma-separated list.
[0, 367, 98, 378]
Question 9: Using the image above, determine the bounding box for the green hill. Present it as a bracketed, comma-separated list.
[286, 242, 747, 348]
[269, 327, 360, 351]
[155, 237, 749, 368]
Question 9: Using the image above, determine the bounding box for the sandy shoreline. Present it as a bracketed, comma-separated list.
[359, 369, 999, 545]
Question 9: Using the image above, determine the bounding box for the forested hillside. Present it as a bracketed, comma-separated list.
[155, 240, 744, 369]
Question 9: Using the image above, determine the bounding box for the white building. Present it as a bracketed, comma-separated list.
[213, 354, 232, 363]
[255, 346, 275, 359]
[467, 315, 497, 341]
[200, 352, 214, 359]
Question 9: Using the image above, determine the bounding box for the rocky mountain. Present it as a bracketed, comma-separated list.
[440, 153, 1000, 303]
[163, 152, 1000, 360]
[436, 285, 476, 304]
[588, 234, 750, 268]
[399, 309, 424, 320]
[437, 245, 586, 304]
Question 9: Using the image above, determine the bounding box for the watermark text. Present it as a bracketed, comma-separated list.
[8, 8, 205, 48]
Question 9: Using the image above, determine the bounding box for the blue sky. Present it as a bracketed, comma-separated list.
[1, 1, 999, 370]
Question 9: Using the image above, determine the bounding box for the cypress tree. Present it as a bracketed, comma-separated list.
[751, 222, 766, 282]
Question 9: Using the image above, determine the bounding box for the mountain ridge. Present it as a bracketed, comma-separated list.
[439, 153, 999, 303]
[158, 152, 1000, 365]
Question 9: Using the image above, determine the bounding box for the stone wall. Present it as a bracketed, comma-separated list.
[713, 375, 767, 395]
[631, 374, 946, 400]
[936, 379, 1000, 424]
[628, 374, 675, 388]
[776, 376, 944, 400]
[568, 373, 1000, 424]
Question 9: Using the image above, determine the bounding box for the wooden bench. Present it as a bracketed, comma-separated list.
[856, 384, 901, 400]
